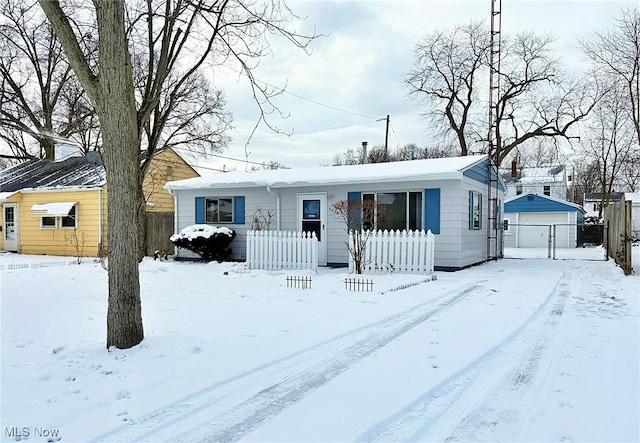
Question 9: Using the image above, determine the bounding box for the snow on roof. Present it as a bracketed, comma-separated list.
[0, 191, 17, 202]
[502, 165, 566, 184]
[625, 192, 640, 203]
[30, 202, 76, 216]
[165, 155, 488, 190]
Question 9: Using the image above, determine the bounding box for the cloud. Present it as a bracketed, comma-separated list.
[195, 0, 636, 171]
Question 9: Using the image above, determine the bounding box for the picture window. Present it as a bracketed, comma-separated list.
[205, 198, 233, 224]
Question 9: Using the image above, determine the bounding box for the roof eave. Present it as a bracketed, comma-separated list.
[166, 171, 462, 191]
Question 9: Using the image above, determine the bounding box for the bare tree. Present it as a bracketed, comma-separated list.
[581, 7, 640, 147]
[405, 24, 596, 166]
[579, 87, 635, 216]
[0, 0, 100, 160]
[568, 158, 600, 205]
[38, 0, 317, 349]
[332, 143, 454, 166]
[493, 32, 596, 166]
[330, 198, 386, 274]
[404, 22, 489, 158]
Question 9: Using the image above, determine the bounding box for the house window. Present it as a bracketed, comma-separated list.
[543, 185, 551, 196]
[470, 191, 482, 230]
[503, 220, 509, 231]
[205, 198, 233, 224]
[61, 205, 77, 228]
[361, 191, 422, 231]
[41, 216, 56, 229]
[516, 185, 522, 195]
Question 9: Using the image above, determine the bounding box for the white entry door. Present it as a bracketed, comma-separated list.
[298, 193, 326, 266]
[3, 203, 18, 252]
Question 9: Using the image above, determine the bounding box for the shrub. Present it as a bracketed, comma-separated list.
[170, 224, 236, 262]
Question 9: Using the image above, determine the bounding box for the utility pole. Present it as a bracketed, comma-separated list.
[384, 115, 390, 161]
[377, 115, 391, 161]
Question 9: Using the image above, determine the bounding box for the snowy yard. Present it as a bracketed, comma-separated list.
[1, 249, 639, 443]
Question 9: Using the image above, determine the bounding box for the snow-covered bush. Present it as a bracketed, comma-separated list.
[170, 224, 236, 262]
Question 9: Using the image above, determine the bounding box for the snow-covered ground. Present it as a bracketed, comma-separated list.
[1, 249, 639, 443]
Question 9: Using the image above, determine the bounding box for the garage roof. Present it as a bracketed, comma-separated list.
[504, 192, 585, 213]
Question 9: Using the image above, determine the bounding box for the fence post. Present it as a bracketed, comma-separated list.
[427, 229, 435, 275]
[547, 225, 552, 259]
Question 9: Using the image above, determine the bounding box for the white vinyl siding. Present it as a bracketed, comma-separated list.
[172, 174, 504, 270]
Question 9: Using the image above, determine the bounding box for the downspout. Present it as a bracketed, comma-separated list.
[167, 187, 179, 255]
[98, 187, 103, 251]
[266, 185, 281, 231]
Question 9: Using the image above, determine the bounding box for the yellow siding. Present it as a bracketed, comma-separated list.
[15, 188, 106, 257]
[143, 148, 199, 212]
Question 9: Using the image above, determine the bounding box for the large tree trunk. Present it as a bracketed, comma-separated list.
[94, 0, 144, 349]
[38, 0, 144, 349]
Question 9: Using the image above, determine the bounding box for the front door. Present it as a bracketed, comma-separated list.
[298, 193, 326, 266]
[3, 203, 18, 252]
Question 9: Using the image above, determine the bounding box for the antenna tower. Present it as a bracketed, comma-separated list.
[487, 0, 502, 260]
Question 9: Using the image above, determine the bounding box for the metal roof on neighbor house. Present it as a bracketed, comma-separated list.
[0, 154, 106, 193]
[583, 192, 625, 202]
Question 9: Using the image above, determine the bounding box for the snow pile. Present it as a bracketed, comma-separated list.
[169, 224, 234, 242]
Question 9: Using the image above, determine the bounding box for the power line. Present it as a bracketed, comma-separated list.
[173, 147, 287, 169]
[252, 119, 380, 139]
[219, 65, 380, 120]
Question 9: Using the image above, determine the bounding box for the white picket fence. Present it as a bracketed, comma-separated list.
[349, 229, 435, 275]
[246, 230, 318, 271]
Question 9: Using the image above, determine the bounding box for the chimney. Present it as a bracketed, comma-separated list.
[361, 141, 368, 164]
[54, 143, 83, 162]
[510, 158, 518, 179]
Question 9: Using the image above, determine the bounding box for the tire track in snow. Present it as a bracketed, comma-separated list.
[91, 278, 492, 443]
[359, 271, 574, 443]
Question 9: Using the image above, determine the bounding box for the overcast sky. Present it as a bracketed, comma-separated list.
[188, 0, 635, 173]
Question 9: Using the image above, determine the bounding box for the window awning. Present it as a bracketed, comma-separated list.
[30, 202, 76, 216]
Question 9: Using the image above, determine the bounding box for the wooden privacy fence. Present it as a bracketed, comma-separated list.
[145, 211, 175, 256]
[246, 230, 318, 271]
[350, 229, 435, 275]
[604, 199, 632, 275]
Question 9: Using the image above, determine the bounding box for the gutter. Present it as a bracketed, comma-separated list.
[266, 185, 281, 231]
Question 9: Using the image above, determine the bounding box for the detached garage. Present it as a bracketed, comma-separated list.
[504, 192, 586, 249]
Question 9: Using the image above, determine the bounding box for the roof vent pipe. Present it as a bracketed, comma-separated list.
[362, 141, 368, 164]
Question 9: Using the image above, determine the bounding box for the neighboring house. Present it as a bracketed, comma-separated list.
[165, 155, 506, 271]
[0, 146, 198, 257]
[503, 192, 586, 248]
[143, 147, 200, 212]
[0, 152, 107, 256]
[583, 192, 625, 219]
[624, 192, 640, 239]
[502, 161, 568, 201]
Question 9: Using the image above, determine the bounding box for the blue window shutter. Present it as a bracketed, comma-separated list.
[195, 197, 205, 224]
[347, 191, 361, 231]
[424, 188, 440, 234]
[234, 196, 245, 224]
[468, 190, 473, 230]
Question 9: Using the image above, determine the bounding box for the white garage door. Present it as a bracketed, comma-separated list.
[517, 212, 570, 248]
